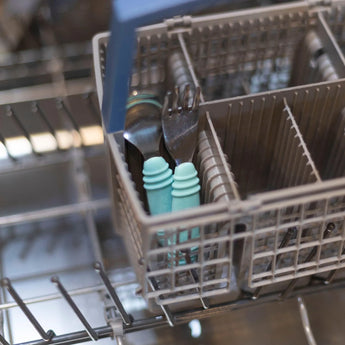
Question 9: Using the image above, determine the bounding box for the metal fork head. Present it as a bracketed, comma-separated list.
[162, 85, 201, 165]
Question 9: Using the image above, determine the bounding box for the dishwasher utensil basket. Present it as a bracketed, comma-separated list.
[94, 1, 345, 310]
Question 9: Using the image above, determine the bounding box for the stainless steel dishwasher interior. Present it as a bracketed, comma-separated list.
[3, 2, 345, 345]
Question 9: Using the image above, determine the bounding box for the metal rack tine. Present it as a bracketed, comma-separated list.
[253, 227, 297, 299]
[281, 223, 335, 299]
[51, 276, 98, 341]
[1, 278, 54, 341]
[82, 92, 102, 125]
[93, 262, 132, 326]
[31, 101, 60, 149]
[0, 333, 10, 345]
[0, 132, 17, 162]
[5, 105, 41, 157]
[56, 98, 81, 133]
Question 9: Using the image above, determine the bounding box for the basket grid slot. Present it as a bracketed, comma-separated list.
[184, 11, 316, 100]
[249, 197, 345, 288]
[144, 220, 240, 303]
[99, 41, 108, 82]
[108, 143, 144, 262]
[131, 34, 179, 93]
[117, 183, 143, 259]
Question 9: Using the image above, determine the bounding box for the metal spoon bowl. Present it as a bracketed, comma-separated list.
[124, 96, 162, 160]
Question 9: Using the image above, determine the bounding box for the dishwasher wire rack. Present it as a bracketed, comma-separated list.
[95, 0, 345, 312]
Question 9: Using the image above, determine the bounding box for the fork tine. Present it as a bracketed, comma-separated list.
[162, 91, 172, 117]
[192, 86, 201, 111]
[173, 86, 180, 112]
[183, 84, 190, 110]
[162, 89, 200, 163]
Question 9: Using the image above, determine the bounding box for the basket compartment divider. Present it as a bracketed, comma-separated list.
[268, 98, 321, 190]
[196, 112, 241, 282]
[325, 109, 345, 178]
[196, 113, 240, 204]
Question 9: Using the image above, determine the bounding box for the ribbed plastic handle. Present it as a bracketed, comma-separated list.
[172, 162, 200, 242]
[102, 0, 233, 133]
[172, 162, 200, 210]
[143, 156, 173, 215]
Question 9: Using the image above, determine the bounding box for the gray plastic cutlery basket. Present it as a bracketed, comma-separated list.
[93, 1, 345, 311]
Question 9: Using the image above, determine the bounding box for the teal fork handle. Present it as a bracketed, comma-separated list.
[171, 163, 208, 309]
[172, 162, 200, 212]
[172, 162, 200, 261]
[143, 156, 173, 216]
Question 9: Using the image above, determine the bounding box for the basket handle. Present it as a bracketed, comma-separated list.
[102, 0, 231, 133]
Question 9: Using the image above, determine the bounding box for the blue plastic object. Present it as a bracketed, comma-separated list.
[143, 156, 173, 215]
[103, 0, 230, 133]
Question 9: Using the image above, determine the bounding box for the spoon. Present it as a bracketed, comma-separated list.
[124, 93, 173, 216]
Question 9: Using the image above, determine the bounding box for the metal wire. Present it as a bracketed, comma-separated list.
[297, 296, 317, 345]
[51, 276, 98, 341]
[1, 278, 54, 341]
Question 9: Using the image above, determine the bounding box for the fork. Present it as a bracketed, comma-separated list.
[162, 85, 201, 164]
[162, 85, 201, 216]
[162, 86, 209, 309]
